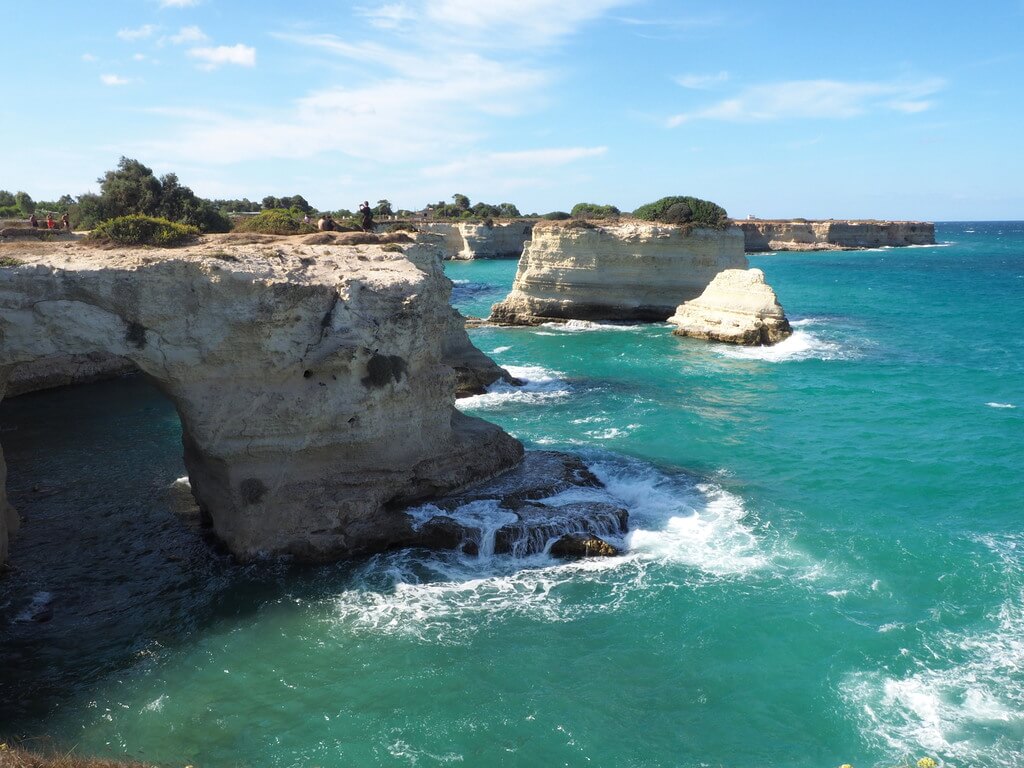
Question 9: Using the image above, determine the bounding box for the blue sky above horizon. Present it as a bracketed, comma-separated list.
[1, 1, 1022, 220]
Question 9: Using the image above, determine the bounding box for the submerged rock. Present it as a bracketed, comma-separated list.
[402, 451, 629, 557]
[669, 268, 792, 346]
[489, 220, 747, 324]
[550, 534, 619, 558]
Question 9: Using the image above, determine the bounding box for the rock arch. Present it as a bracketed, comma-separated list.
[0, 240, 522, 564]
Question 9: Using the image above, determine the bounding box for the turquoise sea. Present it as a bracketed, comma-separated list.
[1, 222, 1022, 767]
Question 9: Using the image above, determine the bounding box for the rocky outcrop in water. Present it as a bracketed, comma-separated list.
[489, 220, 747, 324]
[669, 268, 792, 345]
[421, 221, 533, 260]
[736, 219, 935, 251]
[403, 451, 627, 557]
[0, 235, 523, 563]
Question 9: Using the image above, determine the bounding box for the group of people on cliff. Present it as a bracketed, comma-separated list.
[28, 212, 70, 230]
[316, 201, 375, 233]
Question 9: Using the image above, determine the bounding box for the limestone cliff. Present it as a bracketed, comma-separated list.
[0, 235, 523, 562]
[669, 268, 792, 345]
[737, 220, 935, 251]
[490, 220, 748, 324]
[421, 221, 533, 260]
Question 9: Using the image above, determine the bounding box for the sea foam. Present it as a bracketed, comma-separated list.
[716, 329, 851, 363]
[539, 319, 645, 333]
[327, 454, 801, 644]
[841, 534, 1024, 767]
[456, 365, 571, 409]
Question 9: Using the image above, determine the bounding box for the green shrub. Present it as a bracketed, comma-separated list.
[232, 209, 317, 235]
[541, 211, 572, 221]
[570, 202, 620, 219]
[89, 215, 198, 247]
[0, 255, 24, 267]
[632, 196, 729, 229]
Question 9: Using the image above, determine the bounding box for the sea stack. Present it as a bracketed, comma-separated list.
[668, 268, 792, 346]
[0, 235, 523, 562]
[489, 220, 747, 324]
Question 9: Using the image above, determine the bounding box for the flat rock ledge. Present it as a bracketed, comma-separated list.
[402, 451, 627, 558]
[669, 268, 792, 345]
[0, 234, 523, 564]
[490, 220, 747, 325]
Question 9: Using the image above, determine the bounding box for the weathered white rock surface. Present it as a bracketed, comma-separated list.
[4, 232, 513, 401]
[668, 268, 792, 345]
[737, 219, 935, 251]
[490, 220, 748, 324]
[421, 222, 533, 260]
[0, 235, 523, 563]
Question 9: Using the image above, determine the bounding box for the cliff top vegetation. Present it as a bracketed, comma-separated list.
[632, 196, 729, 230]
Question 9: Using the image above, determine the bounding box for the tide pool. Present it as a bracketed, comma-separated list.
[1, 222, 1022, 767]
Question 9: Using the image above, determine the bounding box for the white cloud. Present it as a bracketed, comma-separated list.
[357, 3, 417, 29]
[668, 78, 945, 126]
[160, 0, 200, 7]
[187, 44, 256, 70]
[140, 1, 624, 178]
[675, 71, 729, 89]
[81, 53, 97, 62]
[425, 0, 628, 45]
[168, 25, 208, 44]
[117, 24, 158, 41]
[133, 53, 147, 61]
[101, 74, 132, 86]
[422, 146, 607, 179]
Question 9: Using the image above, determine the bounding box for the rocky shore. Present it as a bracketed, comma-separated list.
[490, 220, 747, 324]
[0, 234, 526, 562]
[736, 219, 935, 251]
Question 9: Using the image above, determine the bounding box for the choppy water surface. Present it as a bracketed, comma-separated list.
[2, 222, 1023, 767]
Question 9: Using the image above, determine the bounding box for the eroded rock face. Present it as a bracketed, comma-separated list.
[669, 268, 792, 345]
[490, 220, 747, 324]
[0, 374, 18, 566]
[737, 220, 935, 252]
[5, 352, 136, 397]
[0, 236, 523, 562]
[421, 222, 533, 260]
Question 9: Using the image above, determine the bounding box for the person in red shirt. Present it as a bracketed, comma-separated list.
[46, 214, 55, 229]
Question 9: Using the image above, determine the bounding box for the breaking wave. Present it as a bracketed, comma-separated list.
[716, 329, 853, 363]
[841, 534, 1024, 767]
[327, 453, 811, 644]
[456, 365, 571, 409]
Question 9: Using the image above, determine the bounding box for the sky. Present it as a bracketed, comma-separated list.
[1, 0, 1022, 220]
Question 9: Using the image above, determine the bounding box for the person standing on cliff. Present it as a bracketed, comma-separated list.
[61, 213, 70, 230]
[359, 201, 374, 232]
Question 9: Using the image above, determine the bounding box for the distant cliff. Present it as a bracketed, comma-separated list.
[736, 219, 935, 252]
[421, 221, 533, 260]
[490, 220, 747, 324]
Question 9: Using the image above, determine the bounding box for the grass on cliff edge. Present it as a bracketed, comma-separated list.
[0, 744, 154, 768]
[88, 215, 198, 248]
[231, 208, 319, 236]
